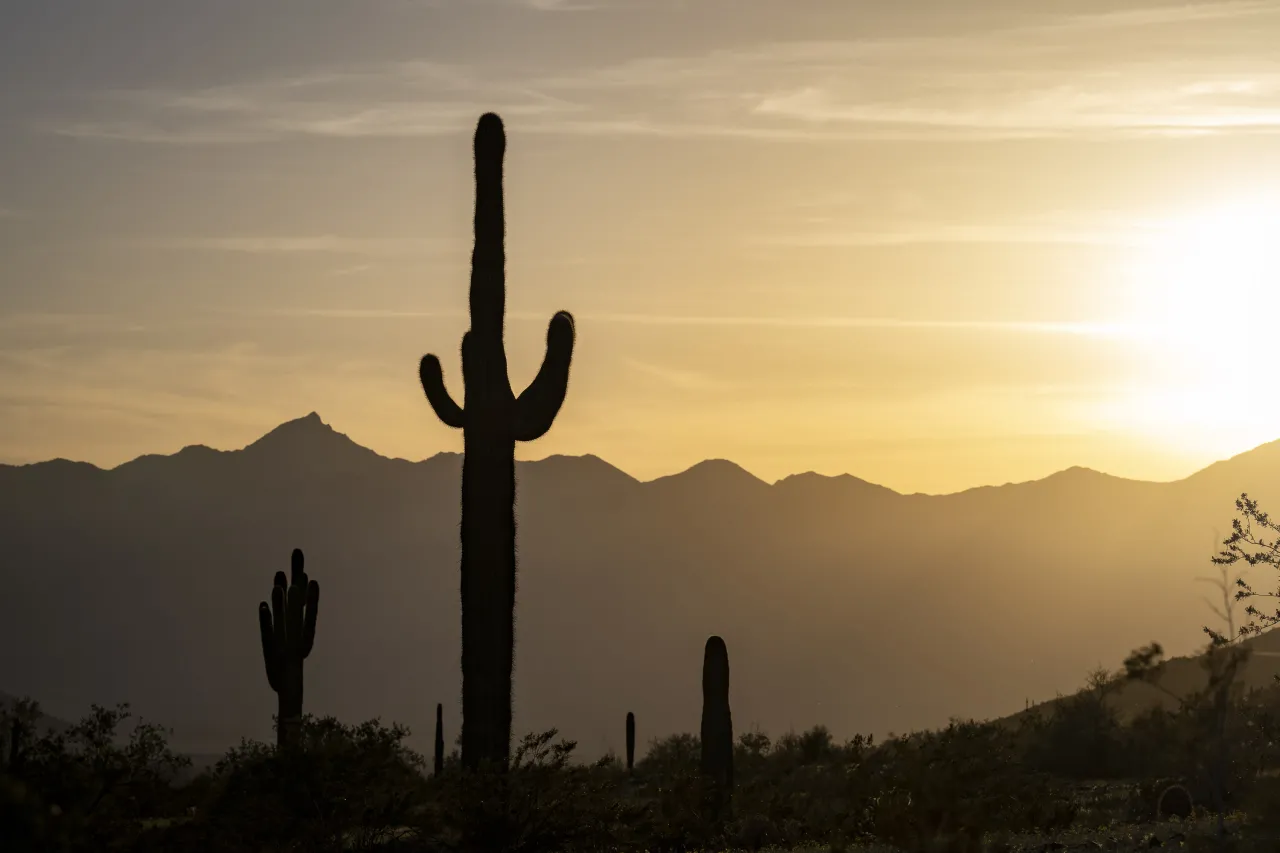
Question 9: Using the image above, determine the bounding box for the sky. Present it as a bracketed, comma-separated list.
[3, 0, 1280, 494]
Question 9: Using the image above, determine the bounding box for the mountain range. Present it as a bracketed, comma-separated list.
[5, 413, 1280, 761]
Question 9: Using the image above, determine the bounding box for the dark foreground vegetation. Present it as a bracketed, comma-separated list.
[7, 656, 1280, 853]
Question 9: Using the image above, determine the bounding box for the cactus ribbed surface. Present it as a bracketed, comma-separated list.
[434, 702, 445, 777]
[700, 635, 733, 816]
[626, 711, 635, 772]
[257, 548, 320, 749]
[419, 112, 576, 771]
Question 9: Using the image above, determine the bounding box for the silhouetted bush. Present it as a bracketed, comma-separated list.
[14, 673, 1280, 851]
[0, 701, 189, 851]
[421, 729, 631, 853]
[195, 715, 426, 852]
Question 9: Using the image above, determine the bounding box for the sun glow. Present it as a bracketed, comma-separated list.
[1109, 194, 1280, 456]
[1133, 196, 1280, 350]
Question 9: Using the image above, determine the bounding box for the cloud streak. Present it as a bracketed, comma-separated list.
[524, 0, 607, 10]
[754, 221, 1164, 248]
[112, 235, 463, 257]
[38, 2, 1280, 144]
[208, 305, 1137, 338]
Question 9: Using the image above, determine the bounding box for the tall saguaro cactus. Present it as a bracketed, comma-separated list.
[258, 548, 320, 749]
[700, 635, 734, 818]
[419, 112, 576, 771]
[626, 711, 635, 773]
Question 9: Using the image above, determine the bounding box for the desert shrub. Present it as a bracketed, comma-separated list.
[0, 701, 190, 851]
[1024, 686, 1128, 780]
[196, 715, 426, 852]
[423, 728, 631, 853]
[860, 719, 1077, 848]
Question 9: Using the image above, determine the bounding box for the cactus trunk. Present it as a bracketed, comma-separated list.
[460, 422, 516, 768]
[626, 711, 635, 772]
[258, 549, 320, 750]
[434, 702, 445, 776]
[419, 113, 576, 772]
[700, 636, 734, 818]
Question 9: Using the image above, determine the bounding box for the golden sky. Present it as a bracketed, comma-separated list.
[3, 0, 1280, 493]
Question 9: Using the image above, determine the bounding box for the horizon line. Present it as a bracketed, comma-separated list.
[1, 410, 1270, 498]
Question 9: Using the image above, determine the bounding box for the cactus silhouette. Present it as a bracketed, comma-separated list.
[257, 548, 319, 749]
[7, 717, 22, 772]
[419, 112, 576, 770]
[626, 711, 635, 773]
[700, 635, 734, 818]
[434, 703, 445, 776]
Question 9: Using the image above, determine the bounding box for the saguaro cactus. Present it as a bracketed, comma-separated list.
[626, 711, 635, 772]
[700, 636, 734, 817]
[419, 112, 576, 771]
[434, 703, 445, 776]
[258, 548, 320, 749]
[7, 716, 23, 772]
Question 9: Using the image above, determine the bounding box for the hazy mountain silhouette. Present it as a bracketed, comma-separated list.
[4, 412, 1280, 759]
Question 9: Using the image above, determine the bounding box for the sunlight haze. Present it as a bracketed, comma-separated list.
[3, 0, 1280, 493]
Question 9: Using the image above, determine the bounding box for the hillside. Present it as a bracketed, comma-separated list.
[5, 413, 1280, 760]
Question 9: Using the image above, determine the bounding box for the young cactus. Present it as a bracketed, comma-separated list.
[700, 635, 734, 818]
[258, 548, 319, 749]
[418, 113, 576, 771]
[626, 711, 635, 773]
[434, 703, 445, 777]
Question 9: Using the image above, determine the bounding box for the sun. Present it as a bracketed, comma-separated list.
[1131, 196, 1280, 359]
[1105, 194, 1280, 456]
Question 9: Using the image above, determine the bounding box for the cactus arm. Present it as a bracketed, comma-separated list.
[301, 579, 319, 658]
[420, 354, 465, 429]
[290, 548, 305, 592]
[258, 602, 279, 692]
[271, 574, 287, 655]
[513, 311, 575, 442]
[287, 579, 305, 651]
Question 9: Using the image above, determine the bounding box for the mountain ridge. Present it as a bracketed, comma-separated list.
[7, 412, 1280, 760]
[5, 411, 1278, 498]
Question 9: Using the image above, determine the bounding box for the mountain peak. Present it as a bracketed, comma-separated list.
[648, 458, 768, 490]
[773, 471, 901, 498]
[257, 411, 327, 437]
[240, 413, 379, 470]
[245, 412, 335, 446]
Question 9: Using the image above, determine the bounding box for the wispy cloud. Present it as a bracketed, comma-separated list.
[49, 62, 583, 144]
[42, 2, 1280, 144]
[210, 304, 1136, 338]
[0, 312, 147, 333]
[623, 358, 734, 390]
[329, 264, 377, 277]
[753, 220, 1166, 248]
[573, 312, 1135, 338]
[1026, 0, 1275, 32]
[525, 0, 606, 10]
[112, 235, 463, 257]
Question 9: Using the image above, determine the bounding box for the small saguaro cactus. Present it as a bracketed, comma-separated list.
[700, 635, 734, 817]
[7, 716, 23, 772]
[418, 112, 576, 771]
[434, 703, 445, 777]
[258, 548, 320, 749]
[626, 711, 635, 773]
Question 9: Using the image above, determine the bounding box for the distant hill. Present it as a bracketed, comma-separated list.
[0, 691, 74, 737]
[5, 413, 1280, 760]
[993, 625, 1280, 731]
